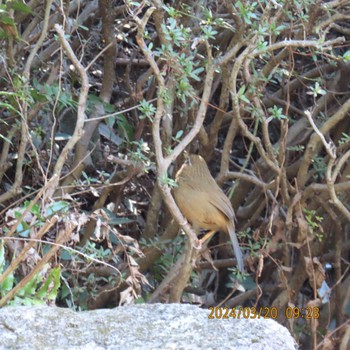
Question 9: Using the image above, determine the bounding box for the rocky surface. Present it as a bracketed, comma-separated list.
[0, 304, 297, 350]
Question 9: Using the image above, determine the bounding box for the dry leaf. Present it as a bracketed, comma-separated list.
[321, 337, 335, 350]
[119, 286, 134, 306]
[296, 215, 308, 243]
[304, 257, 325, 289]
[257, 253, 264, 277]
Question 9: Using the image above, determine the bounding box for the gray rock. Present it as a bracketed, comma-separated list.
[0, 304, 297, 350]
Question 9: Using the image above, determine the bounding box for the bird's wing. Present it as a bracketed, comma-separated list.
[207, 185, 236, 221]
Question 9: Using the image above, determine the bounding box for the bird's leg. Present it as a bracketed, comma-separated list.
[199, 230, 216, 246]
[198, 230, 218, 271]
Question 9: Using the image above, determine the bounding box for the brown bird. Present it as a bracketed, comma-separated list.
[173, 154, 244, 272]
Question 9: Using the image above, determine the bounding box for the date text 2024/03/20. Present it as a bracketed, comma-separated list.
[208, 306, 320, 319]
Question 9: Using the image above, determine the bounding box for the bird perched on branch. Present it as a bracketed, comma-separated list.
[173, 154, 244, 272]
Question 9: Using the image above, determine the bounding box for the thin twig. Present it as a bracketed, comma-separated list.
[304, 110, 336, 159]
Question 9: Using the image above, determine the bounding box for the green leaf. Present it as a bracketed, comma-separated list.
[11, 1, 34, 14]
[117, 113, 134, 142]
[0, 16, 15, 25]
[30, 203, 41, 218]
[60, 250, 73, 261]
[17, 223, 31, 238]
[0, 102, 21, 116]
[35, 267, 61, 300]
[109, 232, 119, 245]
[175, 130, 183, 139]
[60, 284, 71, 299]
[108, 216, 134, 225]
[101, 208, 134, 225]
[0, 241, 5, 270]
[238, 85, 246, 95]
[1, 272, 14, 292]
[23, 274, 41, 296]
[240, 95, 250, 104]
[343, 51, 350, 62]
[29, 88, 47, 103]
[78, 25, 88, 31]
[44, 201, 69, 217]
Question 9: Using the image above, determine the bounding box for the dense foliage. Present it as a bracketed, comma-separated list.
[0, 0, 350, 348]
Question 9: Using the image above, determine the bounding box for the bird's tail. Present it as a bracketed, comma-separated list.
[227, 221, 244, 273]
